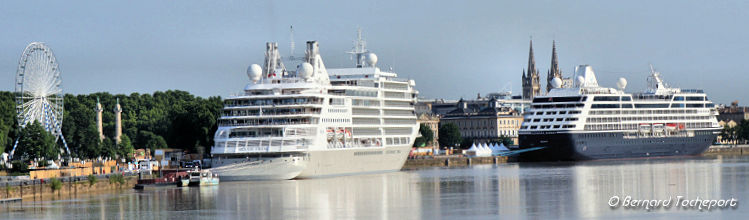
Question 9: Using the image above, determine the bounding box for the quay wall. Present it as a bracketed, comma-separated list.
[0, 173, 137, 201]
[704, 145, 749, 156]
[403, 156, 508, 169]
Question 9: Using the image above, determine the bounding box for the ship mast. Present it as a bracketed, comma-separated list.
[347, 28, 368, 68]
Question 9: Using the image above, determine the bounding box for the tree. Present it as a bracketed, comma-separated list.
[418, 124, 434, 146]
[15, 121, 59, 162]
[139, 131, 167, 150]
[76, 124, 102, 159]
[438, 123, 462, 148]
[496, 135, 513, 146]
[413, 124, 435, 148]
[118, 134, 134, 159]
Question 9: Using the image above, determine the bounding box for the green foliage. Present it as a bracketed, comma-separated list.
[53, 90, 222, 159]
[721, 120, 749, 144]
[139, 131, 167, 150]
[438, 123, 463, 148]
[118, 134, 134, 159]
[10, 160, 28, 174]
[15, 121, 59, 162]
[419, 124, 434, 145]
[0, 92, 17, 154]
[497, 135, 513, 146]
[87, 174, 97, 187]
[460, 138, 474, 149]
[38, 160, 49, 167]
[49, 178, 63, 191]
[109, 173, 125, 186]
[413, 137, 426, 147]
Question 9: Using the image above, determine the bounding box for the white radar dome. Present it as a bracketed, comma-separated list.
[576, 76, 586, 87]
[247, 64, 262, 83]
[297, 62, 314, 80]
[551, 77, 563, 88]
[365, 52, 378, 67]
[616, 77, 628, 90]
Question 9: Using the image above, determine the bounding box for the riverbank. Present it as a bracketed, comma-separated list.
[404, 145, 749, 169]
[0, 173, 137, 202]
[403, 156, 508, 169]
[704, 144, 749, 156]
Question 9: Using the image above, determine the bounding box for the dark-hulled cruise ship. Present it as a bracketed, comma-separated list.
[517, 65, 720, 161]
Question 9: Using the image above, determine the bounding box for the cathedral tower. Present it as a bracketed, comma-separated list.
[547, 41, 562, 92]
[522, 40, 541, 100]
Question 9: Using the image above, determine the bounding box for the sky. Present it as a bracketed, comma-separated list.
[1, 0, 748, 105]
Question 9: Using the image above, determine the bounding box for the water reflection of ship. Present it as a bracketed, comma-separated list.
[514, 158, 722, 218]
[213, 172, 422, 219]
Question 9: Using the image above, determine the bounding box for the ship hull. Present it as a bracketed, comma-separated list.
[211, 144, 411, 180]
[211, 156, 308, 181]
[517, 130, 718, 161]
[296, 144, 411, 178]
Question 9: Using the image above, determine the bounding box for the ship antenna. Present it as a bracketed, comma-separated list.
[289, 25, 295, 60]
[347, 27, 368, 67]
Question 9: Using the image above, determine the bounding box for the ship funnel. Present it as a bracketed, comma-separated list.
[574, 65, 599, 88]
[305, 41, 319, 63]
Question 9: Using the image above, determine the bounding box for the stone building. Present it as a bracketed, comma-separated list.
[440, 98, 524, 145]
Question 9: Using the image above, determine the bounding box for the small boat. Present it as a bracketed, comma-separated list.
[187, 169, 220, 186]
[178, 178, 190, 187]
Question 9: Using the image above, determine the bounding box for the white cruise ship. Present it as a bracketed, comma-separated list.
[518, 65, 721, 161]
[210, 33, 419, 180]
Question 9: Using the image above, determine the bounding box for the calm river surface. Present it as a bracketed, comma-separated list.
[2, 155, 749, 219]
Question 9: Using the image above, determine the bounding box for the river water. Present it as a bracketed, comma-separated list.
[2, 155, 748, 219]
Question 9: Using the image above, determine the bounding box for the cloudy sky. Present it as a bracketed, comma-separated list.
[1, 0, 748, 104]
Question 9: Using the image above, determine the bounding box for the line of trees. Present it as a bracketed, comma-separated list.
[0, 90, 222, 162]
[720, 120, 749, 144]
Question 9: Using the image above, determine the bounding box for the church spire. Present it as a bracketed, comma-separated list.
[547, 40, 562, 92]
[522, 39, 541, 100]
[527, 39, 536, 75]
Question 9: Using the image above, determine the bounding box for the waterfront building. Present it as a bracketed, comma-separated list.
[440, 98, 523, 145]
[717, 101, 749, 123]
[421, 94, 529, 116]
[522, 40, 541, 100]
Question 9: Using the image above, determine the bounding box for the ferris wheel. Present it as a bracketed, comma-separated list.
[11, 42, 69, 157]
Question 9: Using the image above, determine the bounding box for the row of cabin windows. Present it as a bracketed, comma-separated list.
[532, 110, 581, 116]
[583, 122, 712, 131]
[531, 103, 585, 109]
[586, 115, 711, 123]
[592, 95, 707, 102]
[591, 103, 714, 109]
[530, 118, 579, 122]
[532, 96, 586, 103]
[534, 95, 708, 104]
[590, 109, 699, 115]
[225, 98, 324, 107]
[323, 118, 350, 123]
[522, 124, 576, 129]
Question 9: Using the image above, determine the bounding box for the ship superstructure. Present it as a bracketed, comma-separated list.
[210, 31, 418, 180]
[518, 65, 720, 161]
